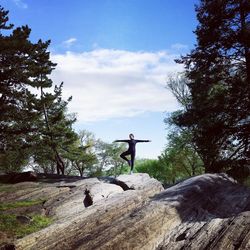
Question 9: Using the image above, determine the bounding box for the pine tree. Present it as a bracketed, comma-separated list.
[174, 0, 250, 173]
[0, 7, 42, 171]
[33, 83, 78, 175]
[0, 6, 77, 174]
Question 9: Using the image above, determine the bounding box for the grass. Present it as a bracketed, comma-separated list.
[0, 214, 52, 238]
[0, 199, 52, 238]
[0, 199, 45, 211]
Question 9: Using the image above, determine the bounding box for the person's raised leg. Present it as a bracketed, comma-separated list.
[120, 151, 131, 166]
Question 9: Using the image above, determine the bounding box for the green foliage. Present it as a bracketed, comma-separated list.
[32, 83, 78, 175]
[64, 130, 98, 177]
[0, 8, 41, 171]
[0, 6, 77, 174]
[0, 199, 52, 238]
[136, 128, 204, 185]
[165, 74, 204, 180]
[105, 162, 129, 176]
[0, 199, 45, 211]
[0, 214, 52, 238]
[172, 0, 250, 174]
[165, 130, 204, 176]
[95, 141, 127, 177]
[167, 73, 191, 108]
[135, 159, 166, 181]
[0, 149, 29, 173]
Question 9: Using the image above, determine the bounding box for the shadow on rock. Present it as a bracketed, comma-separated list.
[151, 173, 250, 222]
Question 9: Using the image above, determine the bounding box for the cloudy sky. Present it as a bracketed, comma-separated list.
[2, 0, 198, 158]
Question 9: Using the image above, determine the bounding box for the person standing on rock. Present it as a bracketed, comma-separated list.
[114, 134, 151, 174]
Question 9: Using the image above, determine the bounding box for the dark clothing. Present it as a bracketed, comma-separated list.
[120, 150, 135, 169]
[115, 139, 149, 153]
[115, 139, 150, 171]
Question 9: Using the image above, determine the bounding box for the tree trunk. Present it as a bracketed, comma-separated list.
[79, 168, 83, 178]
[41, 87, 65, 175]
[55, 151, 65, 175]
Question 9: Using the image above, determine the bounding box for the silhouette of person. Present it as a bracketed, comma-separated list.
[114, 134, 151, 174]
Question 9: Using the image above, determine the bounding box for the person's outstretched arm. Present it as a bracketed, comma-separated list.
[114, 139, 130, 142]
[135, 139, 151, 143]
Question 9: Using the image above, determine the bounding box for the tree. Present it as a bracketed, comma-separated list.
[94, 141, 127, 177]
[163, 130, 204, 177]
[0, 7, 45, 172]
[0, 6, 77, 174]
[164, 73, 204, 182]
[64, 130, 97, 177]
[167, 73, 191, 109]
[135, 130, 204, 186]
[135, 159, 166, 181]
[104, 143, 128, 177]
[34, 83, 77, 175]
[173, 0, 250, 174]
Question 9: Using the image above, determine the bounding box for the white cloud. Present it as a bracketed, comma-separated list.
[171, 43, 188, 50]
[13, 0, 28, 9]
[51, 49, 183, 122]
[62, 38, 77, 48]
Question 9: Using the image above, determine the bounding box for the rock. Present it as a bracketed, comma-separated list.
[116, 173, 159, 189]
[0, 231, 14, 250]
[5, 174, 250, 250]
[42, 178, 100, 219]
[46, 178, 124, 219]
[16, 215, 32, 224]
[152, 174, 250, 250]
[105, 173, 164, 194]
[86, 182, 124, 204]
[159, 211, 250, 250]
[15, 174, 163, 249]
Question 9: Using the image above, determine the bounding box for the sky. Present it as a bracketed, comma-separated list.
[1, 0, 199, 158]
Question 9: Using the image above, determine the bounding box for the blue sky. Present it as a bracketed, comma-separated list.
[2, 0, 198, 158]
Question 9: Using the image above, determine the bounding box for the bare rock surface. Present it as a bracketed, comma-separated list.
[154, 174, 250, 250]
[116, 173, 164, 194]
[49, 179, 124, 219]
[1, 173, 249, 250]
[13, 173, 163, 249]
